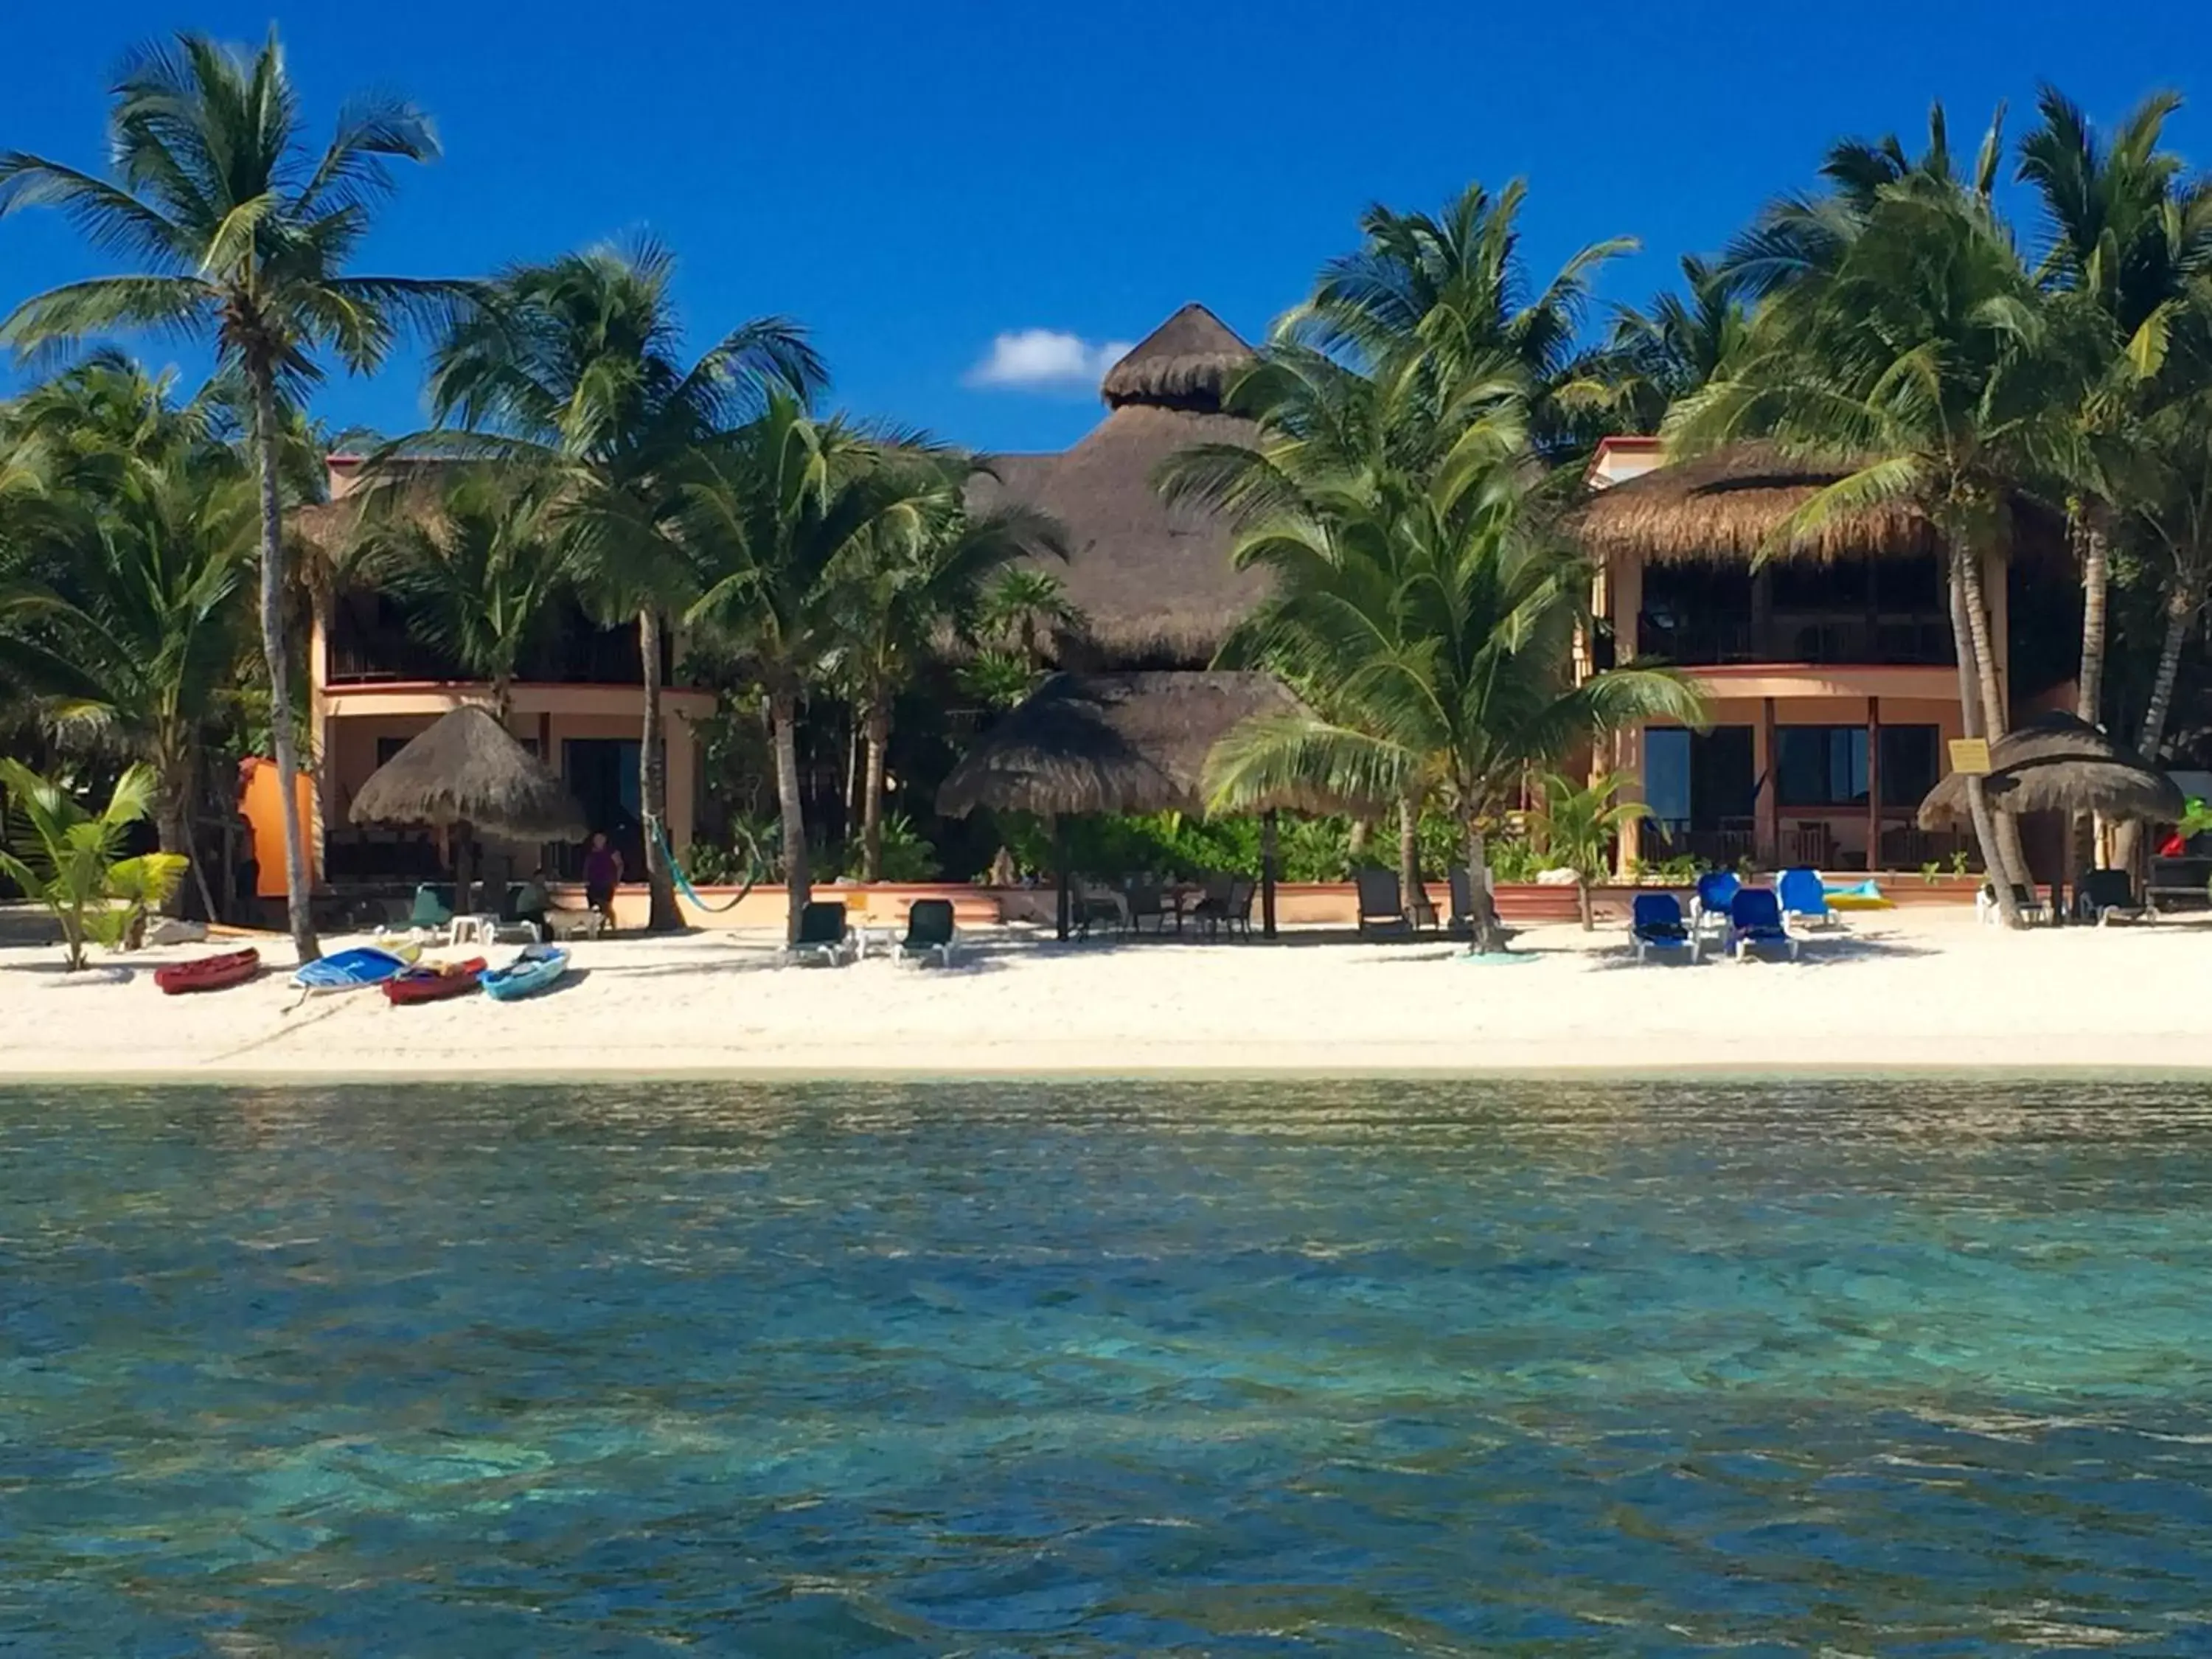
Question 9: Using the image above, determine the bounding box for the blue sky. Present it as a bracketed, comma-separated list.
[7, 0, 2212, 456]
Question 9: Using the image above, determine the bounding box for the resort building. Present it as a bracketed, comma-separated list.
[293, 457, 710, 888]
[1573, 438, 2065, 874]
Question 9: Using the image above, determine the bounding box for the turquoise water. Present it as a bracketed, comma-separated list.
[5, 1080, 2212, 1655]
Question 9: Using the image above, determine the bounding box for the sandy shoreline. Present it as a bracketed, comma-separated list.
[5, 903, 2210, 1081]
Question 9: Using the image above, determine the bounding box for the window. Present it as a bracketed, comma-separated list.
[1644, 729, 1691, 831]
[1777, 726, 1867, 807]
[1775, 724, 1941, 807]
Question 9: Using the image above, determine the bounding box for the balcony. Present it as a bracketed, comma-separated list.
[1637, 611, 1953, 668]
[324, 594, 669, 687]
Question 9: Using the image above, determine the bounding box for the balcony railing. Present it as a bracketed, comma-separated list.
[324, 622, 670, 686]
[1637, 611, 1953, 668]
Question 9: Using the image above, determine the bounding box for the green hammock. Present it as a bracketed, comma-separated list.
[647, 817, 762, 914]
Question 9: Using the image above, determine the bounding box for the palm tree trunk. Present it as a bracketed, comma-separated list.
[1397, 792, 1421, 918]
[156, 747, 197, 919]
[638, 608, 682, 932]
[1576, 878, 1594, 931]
[1952, 540, 2035, 888]
[2071, 504, 2111, 877]
[2137, 566, 2198, 762]
[1950, 552, 2024, 928]
[770, 688, 810, 943]
[1461, 815, 1508, 953]
[251, 368, 319, 963]
[860, 699, 891, 883]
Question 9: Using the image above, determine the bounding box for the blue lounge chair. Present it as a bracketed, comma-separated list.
[1775, 866, 1837, 928]
[1727, 888, 1800, 961]
[1630, 892, 1697, 964]
[1691, 870, 1739, 944]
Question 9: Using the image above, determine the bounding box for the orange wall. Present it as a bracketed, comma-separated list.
[239, 759, 318, 897]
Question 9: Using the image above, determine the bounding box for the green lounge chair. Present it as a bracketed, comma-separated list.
[894, 899, 961, 966]
[782, 902, 855, 967]
[408, 883, 456, 933]
[1354, 868, 1411, 936]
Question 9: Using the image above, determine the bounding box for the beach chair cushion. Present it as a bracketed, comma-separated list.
[785, 902, 855, 964]
[1728, 888, 1799, 959]
[1775, 866, 1832, 922]
[409, 883, 456, 930]
[1631, 892, 1690, 942]
[1355, 869, 1409, 933]
[2079, 869, 2146, 924]
[897, 899, 959, 963]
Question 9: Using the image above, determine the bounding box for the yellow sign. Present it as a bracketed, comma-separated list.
[1948, 738, 1993, 776]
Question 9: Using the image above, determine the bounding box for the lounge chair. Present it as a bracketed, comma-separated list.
[1690, 870, 1739, 945]
[2076, 869, 2152, 927]
[1727, 888, 1800, 961]
[1976, 882, 2052, 926]
[1193, 876, 1256, 939]
[894, 898, 961, 965]
[1630, 892, 1697, 964]
[1354, 868, 1411, 936]
[1447, 866, 1478, 937]
[782, 901, 856, 967]
[1775, 866, 1837, 929]
[408, 883, 455, 933]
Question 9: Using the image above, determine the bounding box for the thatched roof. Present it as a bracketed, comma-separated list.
[349, 706, 586, 841]
[937, 670, 1329, 818]
[1916, 712, 2186, 829]
[1100, 303, 1255, 411]
[1571, 442, 2061, 566]
[971, 403, 1271, 663]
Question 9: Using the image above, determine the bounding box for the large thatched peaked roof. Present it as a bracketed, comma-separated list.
[1917, 711, 2185, 828]
[349, 706, 585, 841]
[970, 304, 1266, 665]
[1570, 442, 2063, 566]
[1100, 303, 1255, 411]
[937, 671, 1327, 818]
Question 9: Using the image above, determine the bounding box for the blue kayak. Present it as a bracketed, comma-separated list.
[291, 944, 419, 995]
[479, 945, 570, 1003]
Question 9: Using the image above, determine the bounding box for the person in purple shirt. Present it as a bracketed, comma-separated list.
[582, 832, 622, 933]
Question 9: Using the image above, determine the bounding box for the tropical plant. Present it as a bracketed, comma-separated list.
[1201, 443, 1702, 953]
[1601, 255, 1748, 431]
[0, 30, 470, 962]
[422, 239, 821, 931]
[1279, 178, 1635, 461]
[975, 566, 1083, 664]
[361, 468, 577, 720]
[1534, 771, 1647, 929]
[1670, 109, 2094, 928]
[0, 759, 173, 969]
[955, 648, 1040, 712]
[825, 462, 1064, 877]
[0, 362, 257, 914]
[677, 397, 925, 937]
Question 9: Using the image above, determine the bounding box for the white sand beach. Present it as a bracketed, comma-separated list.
[4, 905, 2208, 1078]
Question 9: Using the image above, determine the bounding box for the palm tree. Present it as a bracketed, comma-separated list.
[1281, 179, 1635, 461]
[362, 469, 577, 722]
[677, 398, 919, 937]
[824, 462, 1064, 880]
[0, 31, 468, 962]
[2133, 386, 2212, 769]
[976, 567, 1085, 665]
[1203, 440, 1700, 953]
[1601, 256, 1747, 431]
[2017, 86, 2212, 737]
[1672, 119, 2090, 928]
[423, 240, 822, 931]
[1535, 772, 1649, 930]
[0, 361, 256, 914]
[0, 759, 167, 970]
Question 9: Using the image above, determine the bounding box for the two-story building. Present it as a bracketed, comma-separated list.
[1573, 437, 2066, 874]
[293, 456, 712, 888]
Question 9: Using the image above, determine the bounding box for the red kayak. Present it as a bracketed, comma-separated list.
[383, 958, 487, 1006]
[154, 947, 261, 995]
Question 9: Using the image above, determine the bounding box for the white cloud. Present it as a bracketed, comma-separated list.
[964, 328, 1135, 392]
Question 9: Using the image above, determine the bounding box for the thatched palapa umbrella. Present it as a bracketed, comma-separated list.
[1916, 711, 2184, 833]
[938, 671, 1326, 939]
[349, 706, 585, 912]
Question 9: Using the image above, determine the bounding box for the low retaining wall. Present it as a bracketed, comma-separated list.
[554, 874, 1982, 933]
